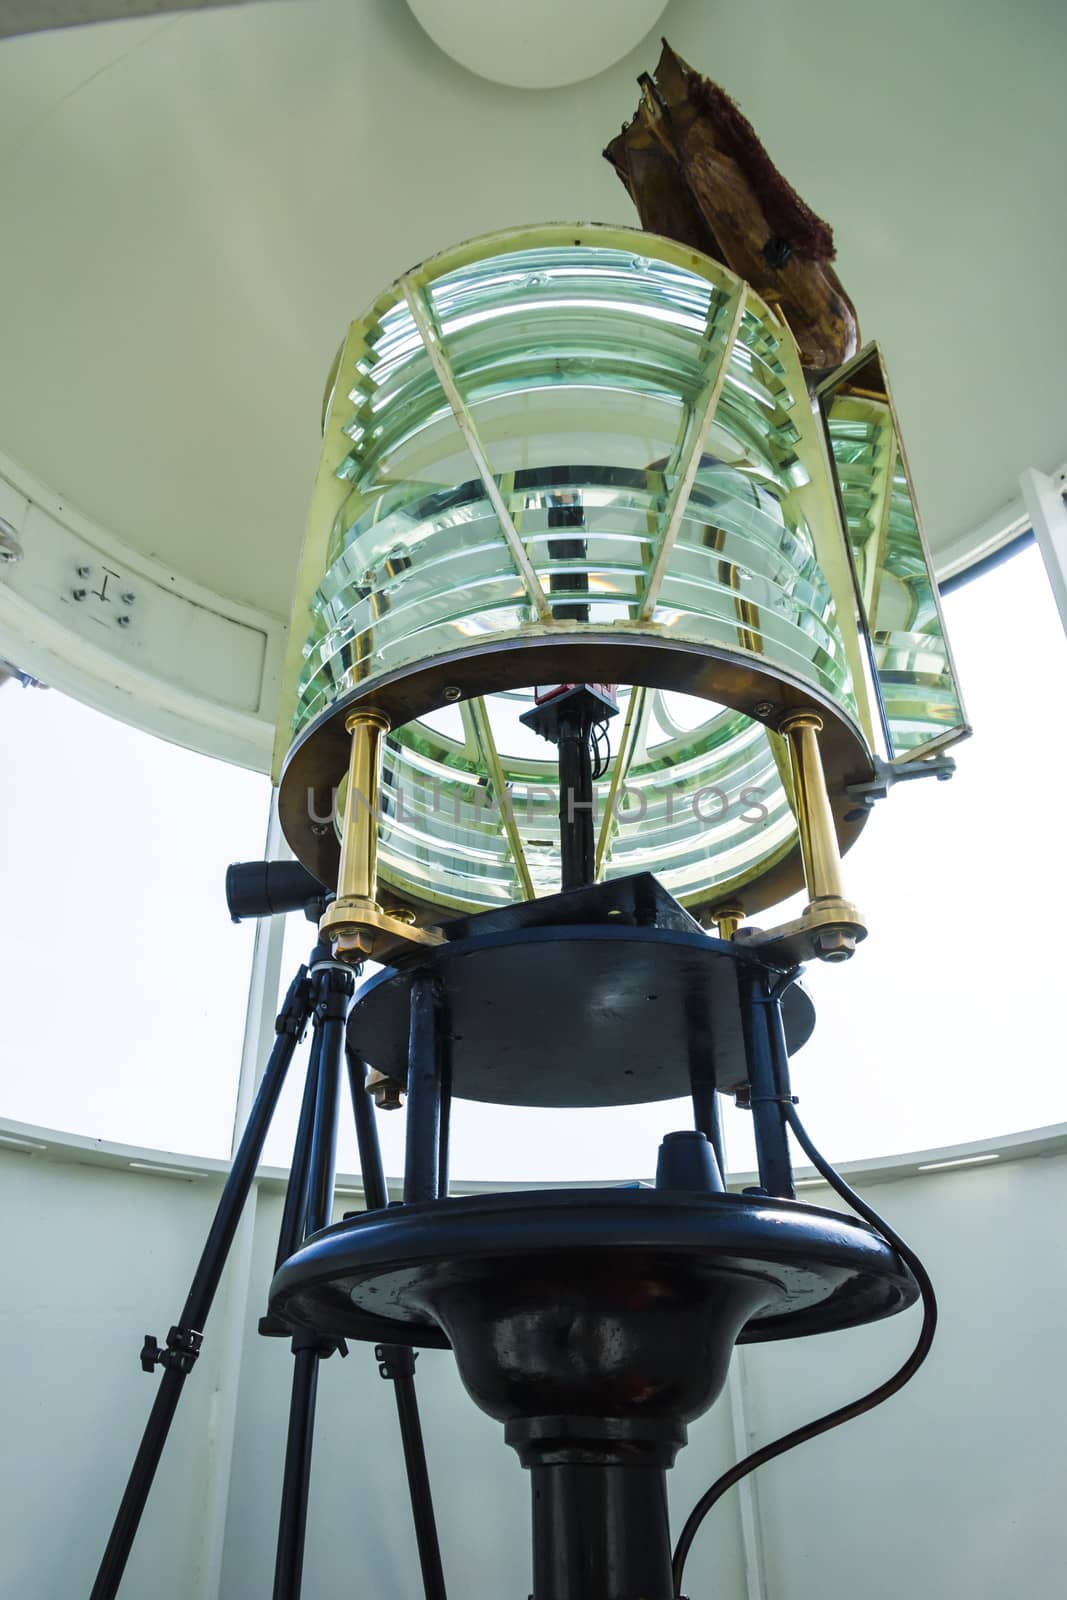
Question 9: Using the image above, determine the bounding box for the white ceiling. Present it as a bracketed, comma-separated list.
[0, 0, 1064, 621]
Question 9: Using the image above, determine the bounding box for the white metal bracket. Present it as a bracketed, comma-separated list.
[1020, 465, 1067, 642]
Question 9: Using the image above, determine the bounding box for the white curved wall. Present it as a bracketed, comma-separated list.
[1, 1121, 1063, 1599]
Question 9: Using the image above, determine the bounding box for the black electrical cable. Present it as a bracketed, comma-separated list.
[591, 719, 611, 780]
[671, 1102, 938, 1596]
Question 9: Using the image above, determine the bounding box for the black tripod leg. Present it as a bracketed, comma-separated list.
[91, 965, 315, 1600]
[376, 1345, 448, 1600]
[273, 1342, 322, 1600]
[351, 1011, 447, 1600]
[90, 1367, 185, 1600]
[302, 964, 350, 1235]
[272, 960, 352, 1600]
[274, 1023, 324, 1270]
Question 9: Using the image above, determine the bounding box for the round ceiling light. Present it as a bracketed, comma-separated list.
[405, 0, 671, 90]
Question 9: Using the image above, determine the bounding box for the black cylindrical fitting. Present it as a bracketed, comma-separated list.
[346, 1045, 389, 1214]
[404, 975, 442, 1205]
[557, 708, 596, 891]
[529, 1460, 674, 1600]
[656, 1129, 725, 1193]
[225, 859, 326, 922]
[738, 965, 795, 1200]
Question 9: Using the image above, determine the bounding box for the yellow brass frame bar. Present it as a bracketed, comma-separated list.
[320, 708, 444, 959]
[594, 685, 650, 879]
[779, 711, 844, 903]
[335, 708, 391, 903]
[462, 697, 536, 902]
[637, 284, 746, 621]
[400, 276, 553, 623]
[727, 708, 867, 961]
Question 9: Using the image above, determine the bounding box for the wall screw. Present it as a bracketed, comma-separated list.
[0, 518, 23, 565]
[120, 591, 136, 605]
[116, 615, 131, 628]
[76, 565, 91, 579]
[72, 588, 87, 601]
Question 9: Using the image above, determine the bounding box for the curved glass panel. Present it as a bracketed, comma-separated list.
[363, 686, 796, 911]
[291, 241, 857, 742]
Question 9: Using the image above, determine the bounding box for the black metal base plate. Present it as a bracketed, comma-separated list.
[270, 1188, 915, 1352]
[350, 925, 814, 1106]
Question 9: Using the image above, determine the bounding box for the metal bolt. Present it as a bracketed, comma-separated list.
[0, 517, 23, 566]
[442, 685, 462, 702]
[120, 591, 136, 606]
[310, 821, 331, 837]
[76, 565, 91, 579]
[367, 1070, 404, 1111]
[72, 588, 87, 601]
[116, 615, 131, 628]
[752, 701, 775, 719]
[813, 929, 857, 962]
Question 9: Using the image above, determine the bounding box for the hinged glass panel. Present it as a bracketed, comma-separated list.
[817, 344, 970, 761]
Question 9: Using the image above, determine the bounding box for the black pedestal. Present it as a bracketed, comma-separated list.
[270, 1189, 916, 1599]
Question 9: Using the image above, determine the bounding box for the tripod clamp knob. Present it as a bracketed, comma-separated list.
[140, 1324, 204, 1375]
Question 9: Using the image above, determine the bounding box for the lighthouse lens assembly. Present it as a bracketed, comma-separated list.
[276, 226, 969, 919]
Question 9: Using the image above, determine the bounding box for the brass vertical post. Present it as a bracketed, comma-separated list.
[319, 708, 443, 962]
[709, 903, 744, 941]
[337, 709, 390, 906]
[779, 712, 845, 903]
[776, 710, 865, 961]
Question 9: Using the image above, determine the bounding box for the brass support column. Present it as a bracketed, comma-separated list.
[774, 710, 865, 961]
[779, 713, 844, 903]
[319, 708, 443, 963]
[339, 708, 389, 905]
[709, 902, 744, 941]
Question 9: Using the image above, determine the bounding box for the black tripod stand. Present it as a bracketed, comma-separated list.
[90, 909, 447, 1600]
